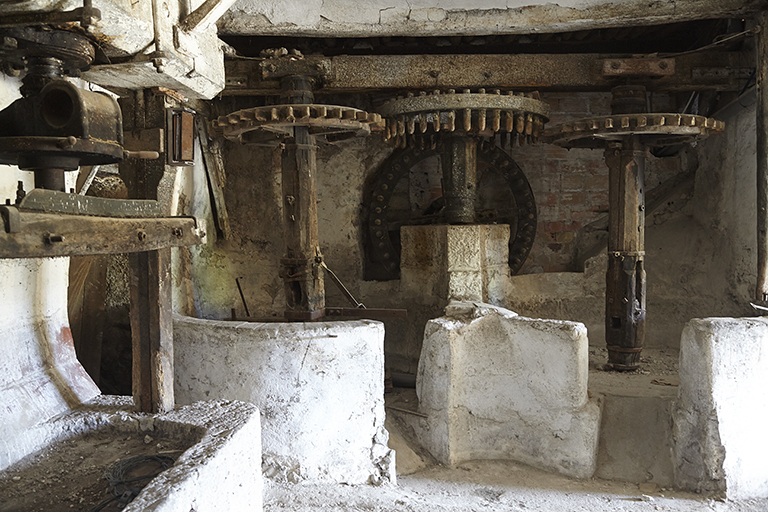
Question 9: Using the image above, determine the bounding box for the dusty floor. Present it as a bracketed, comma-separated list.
[0, 429, 194, 512]
[263, 459, 768, 512]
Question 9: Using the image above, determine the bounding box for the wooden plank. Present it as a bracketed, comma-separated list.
[757, 11, 768, 301]
[0, 211, 204, 258]
[130, 249, 174, 413]
[196, 117, 232, 239]
[68, 255, 109, 385]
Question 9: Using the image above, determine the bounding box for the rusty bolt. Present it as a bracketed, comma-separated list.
[658, 61, 668, 69]
[137, 231, 147, 241]
[172, 227, 183, 238]
[611, 61, 620, 69]
[57, 136, 77, 149]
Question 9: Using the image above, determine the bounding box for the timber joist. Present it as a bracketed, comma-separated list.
[0, 208, 206, 258]
[543, 113, 725, 149]
[378, 89, 549, 149]
[211, 103, 385, 141]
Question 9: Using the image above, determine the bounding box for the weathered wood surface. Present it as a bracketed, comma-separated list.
[130, 249, 174, 413]
[0, 211, 204, 258]
[281, 126, 325, 316]
[604, 136, 647, 370]
[224, 52, 749, 95]
[756, 11, 768, 301]
[197, 116, 232, 239]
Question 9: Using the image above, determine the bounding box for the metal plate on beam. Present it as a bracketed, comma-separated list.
[601, 58, 674, 77]
[0, 210, 206, 258]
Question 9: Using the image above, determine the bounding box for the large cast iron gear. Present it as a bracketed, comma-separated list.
[364, 141, 537, 280]
[378, 89, 550, 149]
[211, 104, 385, 144]
[543, 113, 725, 149]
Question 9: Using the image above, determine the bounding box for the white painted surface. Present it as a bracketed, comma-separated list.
[173, 316, 395, 485]
[674, 317, 768, 499]
[411, 301, 600, 478]
[219, 0, 752, 36]
[0, 75, 99, 472]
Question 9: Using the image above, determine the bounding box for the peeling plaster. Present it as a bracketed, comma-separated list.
[219, 0, 760, 36]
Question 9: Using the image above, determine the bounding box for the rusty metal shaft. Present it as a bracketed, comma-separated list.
[604, 135, 647, 370]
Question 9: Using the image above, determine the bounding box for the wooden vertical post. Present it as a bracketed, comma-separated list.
[756, 12, 768, 301]
[120, 89, 176, 412]
[604, 136, 647, 370]
[280, 124, 325, 319]
[130, 249, 174, 413]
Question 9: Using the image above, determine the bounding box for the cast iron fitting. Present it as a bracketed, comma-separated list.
[21, 57, 63, 98]
[610, 85, 647, 115]
[280, 75, 315, 105]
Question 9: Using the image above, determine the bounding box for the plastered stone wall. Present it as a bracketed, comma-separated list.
[408, 301, 600, 478]
[0, 75, 100, 471]
[673, 317, 768, 499]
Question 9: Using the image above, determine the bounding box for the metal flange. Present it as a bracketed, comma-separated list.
[211, 104, 385, 143]
[543, 113, 726, 149]
[378, 89, 550, 148]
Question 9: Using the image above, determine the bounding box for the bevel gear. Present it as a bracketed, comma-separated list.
[378, 88, 549, 149]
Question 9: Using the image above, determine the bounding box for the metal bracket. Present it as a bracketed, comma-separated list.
[601, 58, 675, 77]
[166, 109, 195, 166]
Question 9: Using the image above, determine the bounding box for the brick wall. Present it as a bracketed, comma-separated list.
[508, 92, 680, 274]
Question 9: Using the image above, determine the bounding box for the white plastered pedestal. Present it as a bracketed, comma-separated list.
[673, 317, 768, 499]
[410, 301, 601, 479]
[174, 316, 394, 485]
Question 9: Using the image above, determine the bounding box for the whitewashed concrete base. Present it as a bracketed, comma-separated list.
[410, 301, 601, 479]
[673, 317, 768, 499]
[0, 258, 100, 472]
[2, 396, 262, 512]
[173, 316, 394, 485]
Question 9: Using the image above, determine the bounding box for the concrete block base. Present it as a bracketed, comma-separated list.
[174, 316, 394, 485]
[673, 317, 768, 499]
[409, 301, 600, 479]
[1, 395, 263, 512]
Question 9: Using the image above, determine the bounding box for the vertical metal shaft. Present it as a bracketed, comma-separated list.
[756, 13, 768, 301]
[440, 135, 477, 224]
[605, 85, 648, 370]
[605, 136, 647, 370]
[279, 76, 325, 320]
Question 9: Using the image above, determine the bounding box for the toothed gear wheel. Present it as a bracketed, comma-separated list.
[543, 113, 725, 149]
[211, 104, 385, 144]
[378, 89, 550, 149]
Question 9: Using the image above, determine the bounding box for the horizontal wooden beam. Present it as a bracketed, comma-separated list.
[0, 210, 205, 258]
[223, 51, 749, 96]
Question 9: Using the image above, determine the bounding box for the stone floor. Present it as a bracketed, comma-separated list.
[263, 459, 768, 511]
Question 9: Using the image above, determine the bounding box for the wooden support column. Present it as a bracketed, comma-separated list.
[130, 248, 174, 412]
[120, 89, 177, 412]
[281, 125, 324, 320]
[440, 136, 478, 224]
[604, 135, 647, 370]
[756, 12, 768, 301]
